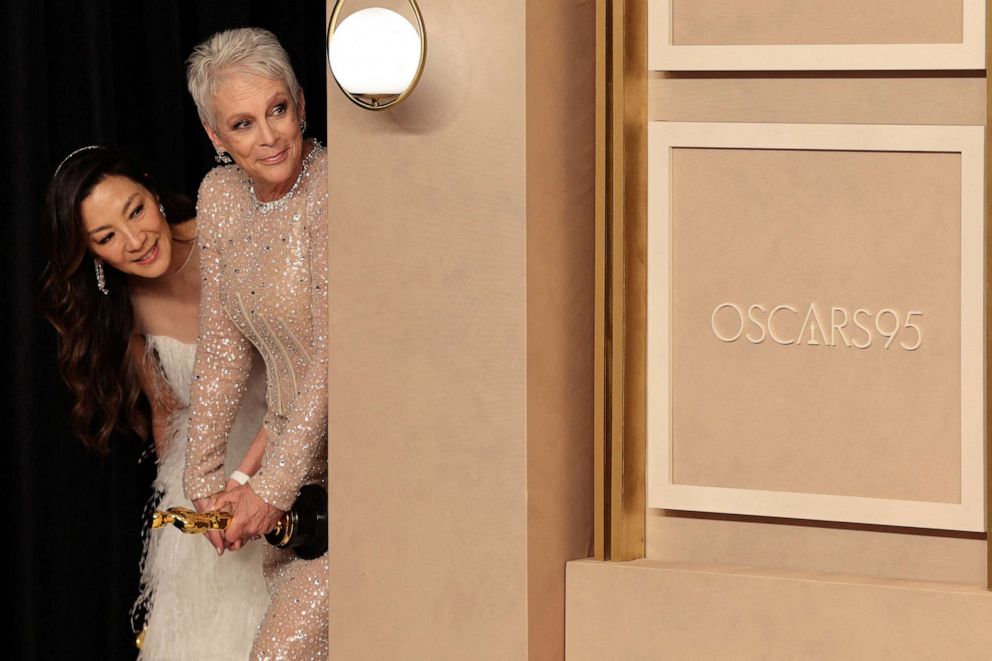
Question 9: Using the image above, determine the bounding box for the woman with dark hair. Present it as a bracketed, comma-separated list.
[40, 145, 269, 660]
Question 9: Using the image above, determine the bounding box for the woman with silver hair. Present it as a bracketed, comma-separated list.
[183, 27, 328, 658]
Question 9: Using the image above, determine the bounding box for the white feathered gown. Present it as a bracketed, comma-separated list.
[135, 335, 270, 660]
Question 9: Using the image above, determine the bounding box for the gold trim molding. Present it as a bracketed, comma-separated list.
[594, 0, 648, 561]
[985, 0, 992, 592]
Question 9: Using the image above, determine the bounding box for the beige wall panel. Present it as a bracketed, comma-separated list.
[649, 76, 987, 126]
[328, 1, 595, 658]
[672, 0, 962, 46]
[327, 1, 529, 659]
[526, 1, 596, 659]
[646, 512, 987, 586]
[649, 123, 986, 531]
[566, 559, 992, 660]
[671, 148, 961, 502]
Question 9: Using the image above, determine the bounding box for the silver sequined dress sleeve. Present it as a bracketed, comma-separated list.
[184, 166, 254, 502]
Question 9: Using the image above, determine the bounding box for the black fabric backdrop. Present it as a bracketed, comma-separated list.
[3, 2, 327, 658]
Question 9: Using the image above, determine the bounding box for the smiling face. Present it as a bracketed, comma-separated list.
[205, 71, 306, 202]
[80, 175, 174, 279]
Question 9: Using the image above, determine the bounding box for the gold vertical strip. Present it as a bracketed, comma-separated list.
[619, 0, 648, 562]
[593, 0, 609, 561]
[595, 0, 648, 561]
[985, 0, 992, 592]
[608, 0, 627, 560]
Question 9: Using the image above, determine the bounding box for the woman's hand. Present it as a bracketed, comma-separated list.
[217, 478, 248, 551]
[213, 484, 284, 551]
[192, 495, 227, 556]
[216, 425, 269, 551]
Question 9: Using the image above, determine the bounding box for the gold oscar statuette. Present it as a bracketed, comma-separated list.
[151, 507, 233, 534]
[151, 484, 327, 559]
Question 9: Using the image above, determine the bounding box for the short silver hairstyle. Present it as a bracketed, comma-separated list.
[186, 27, 302, 132]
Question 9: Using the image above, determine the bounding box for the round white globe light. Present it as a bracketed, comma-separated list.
[329, 8, 422, 96]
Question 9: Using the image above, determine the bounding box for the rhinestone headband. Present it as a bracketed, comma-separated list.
[52, 145, 105, 180]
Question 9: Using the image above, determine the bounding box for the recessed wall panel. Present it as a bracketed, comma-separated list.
[647, 122, 985, 531]
[672, 0, 963, 46]
[671, 147, 961, 503]
[649, 0, 985, 70]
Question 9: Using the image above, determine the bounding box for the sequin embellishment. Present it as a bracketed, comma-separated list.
[185, 139, 328, 659]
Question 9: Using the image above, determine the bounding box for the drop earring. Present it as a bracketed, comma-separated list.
[214, 148, 233, 165]
[299, 119, 307, 134]
[159, 203, 167, 218]
[94, 258, 110, 295]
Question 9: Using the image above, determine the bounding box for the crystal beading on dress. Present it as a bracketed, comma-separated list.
[185, 138, 328, 659]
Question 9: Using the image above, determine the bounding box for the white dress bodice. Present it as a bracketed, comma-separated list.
[146, 335, 196, 407]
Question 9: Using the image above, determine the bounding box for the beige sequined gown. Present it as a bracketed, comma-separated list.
[185, 141, 328, 660]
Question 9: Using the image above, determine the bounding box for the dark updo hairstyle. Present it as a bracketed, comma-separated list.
[39, 146, 195, 452]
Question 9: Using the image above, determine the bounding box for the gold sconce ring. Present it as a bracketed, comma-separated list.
[326, 0, 427, 111]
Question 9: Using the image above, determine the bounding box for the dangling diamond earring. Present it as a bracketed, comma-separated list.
[159, 203, 167, 219]
[94, 258, 110, 296]
[214, 148, 233, 165]
[299, 119, 307, 134]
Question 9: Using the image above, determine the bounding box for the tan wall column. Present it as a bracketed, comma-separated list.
[326, 2, 594, 659]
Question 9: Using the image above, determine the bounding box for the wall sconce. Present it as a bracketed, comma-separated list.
[326, 1, 427, 111]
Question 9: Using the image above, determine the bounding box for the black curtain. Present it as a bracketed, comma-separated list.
[3, 2, 327, 658]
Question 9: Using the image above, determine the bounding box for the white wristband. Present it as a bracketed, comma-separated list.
[230, 470, 251, 486]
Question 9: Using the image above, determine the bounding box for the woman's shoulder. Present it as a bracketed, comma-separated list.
[309, 141, 328, 175]
[197, 163, 244, 201]
[171, 217, 197, 242]
[303, 142, 328, 200]
[196, 166, 247, 238]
